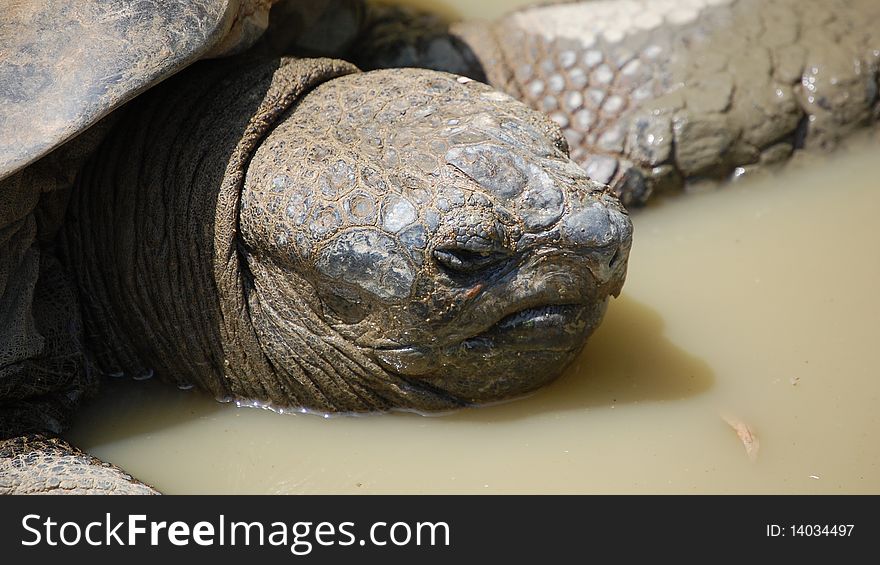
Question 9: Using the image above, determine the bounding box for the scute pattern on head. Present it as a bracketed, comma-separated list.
[315, 229, 416, 300]
[242, 69, 581, 299]
[58, 51, 630, 417]
[240, 67, 631, 409]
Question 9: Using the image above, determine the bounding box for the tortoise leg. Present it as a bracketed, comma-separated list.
[277, 0, 880, 208]
[0, 434, 158, 495]
[259, 0, 486, 81]
[344, 3, 487, 81]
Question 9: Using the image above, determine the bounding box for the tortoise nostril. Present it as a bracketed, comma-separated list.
[560, 204, 617, 251]
[608, 248, 621, 270]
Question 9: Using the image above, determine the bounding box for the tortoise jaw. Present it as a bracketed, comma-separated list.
[371, 292, 608, 406]
[462, 303, 592, 351]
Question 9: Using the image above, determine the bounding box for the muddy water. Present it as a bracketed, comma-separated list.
[65, 141, 880, 493]
[64, 0, 880, 493]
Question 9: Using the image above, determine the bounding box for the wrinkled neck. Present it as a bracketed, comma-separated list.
[241, 256, 462, 412]
[61, 57, 357, 403]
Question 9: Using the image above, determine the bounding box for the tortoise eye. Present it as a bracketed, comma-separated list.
[432, 246, 511, 275]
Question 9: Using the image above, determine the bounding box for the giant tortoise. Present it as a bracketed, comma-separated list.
[0, 0, 633, 493]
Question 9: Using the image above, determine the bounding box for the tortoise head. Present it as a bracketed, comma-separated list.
[239, 69, 632, 411]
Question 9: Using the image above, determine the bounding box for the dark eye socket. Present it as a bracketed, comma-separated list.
[317, 286, 369, 325]
[432, 247, 510, 275]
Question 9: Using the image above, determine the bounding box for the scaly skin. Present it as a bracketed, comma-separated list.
[2, 3, 636, 494]
[5, 56, 631, 492]
[452, 0, 880, 206]
[62, 57, 631, 414]
[0, 435, 158, 495]
[339, 0, 880, 206]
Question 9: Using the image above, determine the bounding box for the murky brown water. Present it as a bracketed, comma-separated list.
[65, 141, 880, 493]
[64, 0, 880, 494]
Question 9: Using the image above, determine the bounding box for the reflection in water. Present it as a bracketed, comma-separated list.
[67, 377, 227, 447]
[65, 293, 717, 493]
[67, 294, 714, 466]
[451, 294, 715, 422]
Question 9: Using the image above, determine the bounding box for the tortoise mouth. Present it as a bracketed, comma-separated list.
[462, 303, 591, 351]
[392, 297, 605, 405]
